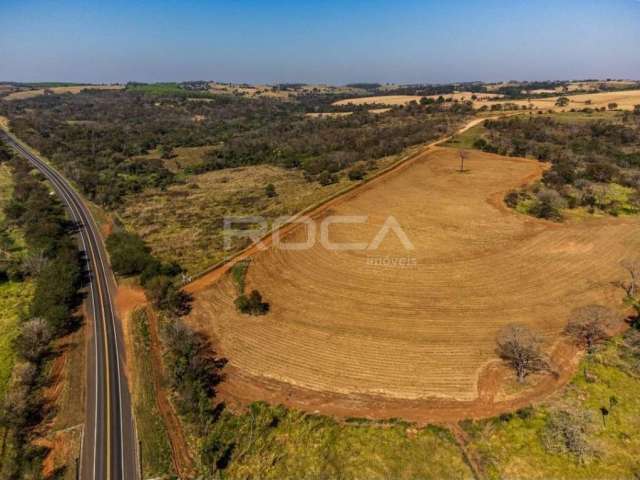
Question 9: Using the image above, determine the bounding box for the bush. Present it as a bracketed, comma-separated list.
[530, 189, 565, 220]
[348, 167, 365, 181]
[235, 290, 269, 315]
[265, 183, 277, 197]
[230, 260, 250, 294]
[504, 191, 520, 208]
[541, 409, 596, 463]
[318, 170, 338, 186]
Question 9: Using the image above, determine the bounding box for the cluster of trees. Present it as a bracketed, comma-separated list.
[0, 143, 83, 477]
[496, 305, 619, 383]
[161, 320, 224, 427]
[192, 102, 470, 184]
[481, 115, 640, 219]
[0, 90, 470, 206]
[105, 231, 188, 314]
[106, 228, 227, 432]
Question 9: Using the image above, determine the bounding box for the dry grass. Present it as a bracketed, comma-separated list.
[333, 95, 425, 106]
[208, 83, 362, 100]
[0, 115, 8, 129]
[475, 89, 640, 111]
[187, 148, 638, 403]
[3, 84, 122, 101]
[305, 108, 391, 119]
[333, 92, 502, 107]
[305, 111, 355, 119]
[119, 163, 387, 273]
[133, 145, 218, 172]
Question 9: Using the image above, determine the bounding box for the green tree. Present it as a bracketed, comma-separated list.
[106, 232, 153, 276]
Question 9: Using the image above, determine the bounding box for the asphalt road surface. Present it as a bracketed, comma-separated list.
[1, 131, 139, 479]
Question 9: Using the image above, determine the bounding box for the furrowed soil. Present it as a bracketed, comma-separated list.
[186, 147, 640, 421]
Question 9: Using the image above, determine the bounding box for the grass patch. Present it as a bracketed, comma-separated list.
[130, 308, 174, 478]
[0, 164, 31, 399]
[201, 402, 473, 479]
[465, 332, 640, 479]
[133, 145, 221, 174]
[230, 260, 250, 294]
[0, 281, 32, 399]
[120, 160, 398, 274]
[444, 123, 487, 149]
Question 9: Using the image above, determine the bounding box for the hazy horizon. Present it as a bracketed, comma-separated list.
[2, 0, 640, 85]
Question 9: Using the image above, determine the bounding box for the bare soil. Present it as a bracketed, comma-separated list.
[185, 143, 639, 420]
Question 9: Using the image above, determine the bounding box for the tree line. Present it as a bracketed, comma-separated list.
[0, 141, 83, 478]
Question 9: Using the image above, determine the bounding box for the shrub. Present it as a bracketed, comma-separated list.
[530, 189, 565, 220]
[230, 260, 250, 294]
[348, 167, 365, 181]
[265, 183, 277, 197]
[504, 191, 520, 208]
[318, 170, 338, 186]
[541, 409, 596, 463]
[235, 289, 269, 315]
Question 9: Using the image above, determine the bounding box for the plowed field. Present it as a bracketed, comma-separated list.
[187, 148, 639, 404]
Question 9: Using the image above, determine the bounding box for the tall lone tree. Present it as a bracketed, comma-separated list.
[459, 150, 467, 173]
[616, 259, 640, 315]
[496, 324, 549, 383]
[565, 305, 617, 353]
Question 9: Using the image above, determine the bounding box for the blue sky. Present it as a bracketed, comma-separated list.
[1, 0, 639, 84]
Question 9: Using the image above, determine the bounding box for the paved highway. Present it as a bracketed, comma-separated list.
[1, 131, 139, 479]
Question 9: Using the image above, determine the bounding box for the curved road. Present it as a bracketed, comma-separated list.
[1, 131, 139, 479]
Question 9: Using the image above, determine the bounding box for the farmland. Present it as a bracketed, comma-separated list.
[187, 146, 639, 414]
[333, 89, 640, 112]
[3, 84, 122, 100]
[333, 91, 501, 107]
[483, 89, 640, 111]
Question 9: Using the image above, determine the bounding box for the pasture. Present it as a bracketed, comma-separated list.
[3, 84, 122, 101]
[187, 147, 639, 413]
[480, 89, 640, 111]
[333, 92, 501, 107]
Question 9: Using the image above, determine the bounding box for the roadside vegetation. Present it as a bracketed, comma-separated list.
[0, 140, 83, 478]
[129, 308, 174, 478]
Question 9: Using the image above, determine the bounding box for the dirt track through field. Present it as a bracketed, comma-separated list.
[185, 120, 640, 421]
